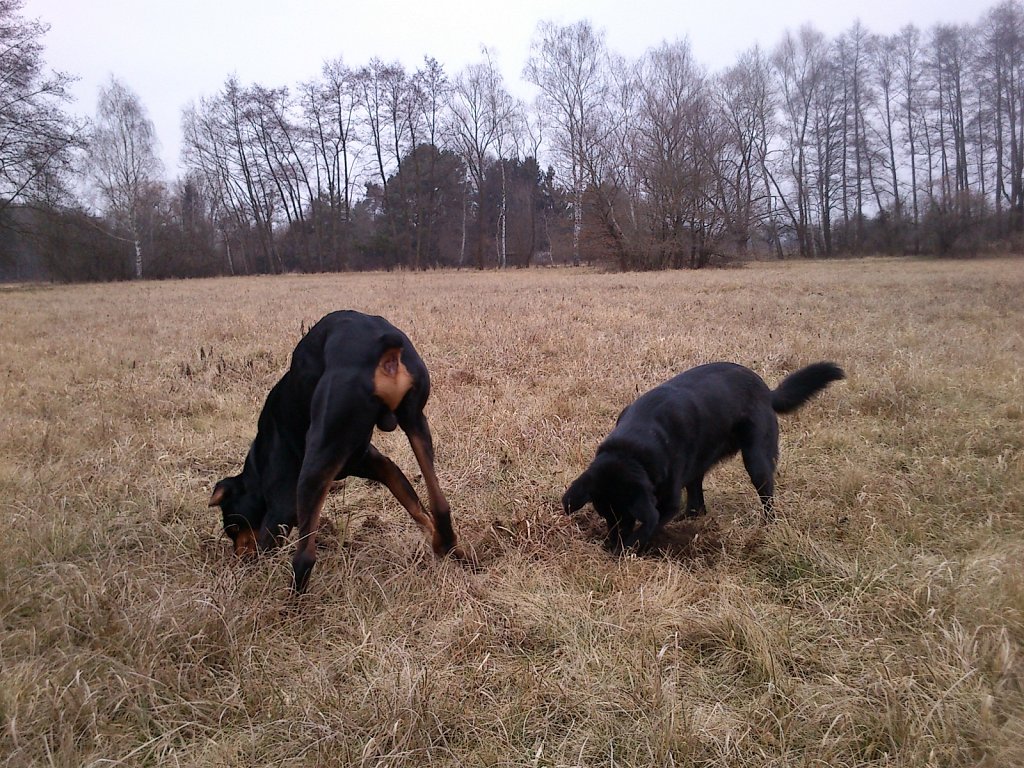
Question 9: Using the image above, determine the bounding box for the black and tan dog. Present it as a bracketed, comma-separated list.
[562, 361, 844, 550]
[209, 310, 462, 592]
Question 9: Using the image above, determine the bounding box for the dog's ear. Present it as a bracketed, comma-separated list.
[209, 476, 240, 507]
[562, 469, 594, 514]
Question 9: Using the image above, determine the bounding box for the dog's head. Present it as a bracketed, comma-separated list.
[564, 452, 657, 538]
[209, 474, 264, 556]
[563, 453, 653, 514]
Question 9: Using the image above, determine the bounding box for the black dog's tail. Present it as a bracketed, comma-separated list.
[771, 362, 845, 414]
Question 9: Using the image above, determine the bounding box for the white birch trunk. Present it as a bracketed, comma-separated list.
[499, 160, 508, 268]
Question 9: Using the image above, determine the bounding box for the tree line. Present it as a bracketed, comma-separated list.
[1, 0, 1022, 281]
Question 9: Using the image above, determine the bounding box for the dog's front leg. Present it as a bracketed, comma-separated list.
[293, 461, 341, 594]
[619, 497, 660, 551]
[259, 470, 298, 550]
[595, 501, 628, 552]
[683, 480, 706, 517]
[604, 517, 633, 553]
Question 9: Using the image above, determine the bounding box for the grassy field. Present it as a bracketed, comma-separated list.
[1, 257, 1022, 767]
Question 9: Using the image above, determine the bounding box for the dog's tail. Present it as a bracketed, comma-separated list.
[376, 330, 406, 356]
[771, 362, 845, 414]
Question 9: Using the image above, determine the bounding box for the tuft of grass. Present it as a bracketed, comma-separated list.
[1, 257, 1022, 766]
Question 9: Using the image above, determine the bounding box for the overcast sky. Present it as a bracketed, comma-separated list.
[25, 0, 983, 175]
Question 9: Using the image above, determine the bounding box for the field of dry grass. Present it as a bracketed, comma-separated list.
[1, 257, 1022, 767]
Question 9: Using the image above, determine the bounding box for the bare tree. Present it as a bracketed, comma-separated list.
[772, 25, 830, 257]
[979, 1, 1024, 233]
[298, 58, 366, 269]
[182, 95, 248, 274]
[357, 59, 406, 258]
[0, 0, 82, 214]
[181, 77, 283, 274]
[245, 83, 320, 269]
[224, 77, 279, 273]
[895, 24, 925, 250]
[633, 39, 721, 267]
[525, 20, 614, 265]
[836, 21, 878, 250]
[89, 77, 163, 278]
[483, 52, 524, 269]
[406, 56, 451, 268]
[870, 34, 904, 223]
[447, 49, 518, 268]
[929, 24, 974, 210]
[719, 46, 778, 257]
[446, 59, 492, 268]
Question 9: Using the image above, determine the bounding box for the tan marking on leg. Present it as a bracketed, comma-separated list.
[373, 348, 414, 411]
[408, 431, 464, 560]
[375, 453, 435, 534]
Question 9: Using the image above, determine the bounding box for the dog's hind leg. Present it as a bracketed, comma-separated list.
[738, 414, 779, 523]
[401, 411, 463, 561]
[741, 440, 777, 523]
[348, 444, 435, 537]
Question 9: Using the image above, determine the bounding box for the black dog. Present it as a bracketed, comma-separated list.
[562, 362, 844, 550]
[209, 311, 462, 592]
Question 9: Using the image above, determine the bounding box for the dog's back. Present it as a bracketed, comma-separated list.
[257, 311, 421, 450]
[603, 362, 771, 474]
[289, 311, 425, 396]
[611, 361, 843, 442]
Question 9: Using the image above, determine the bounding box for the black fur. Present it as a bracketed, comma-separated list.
[209, 310, 460, 592]
[562, 361, 844, 550]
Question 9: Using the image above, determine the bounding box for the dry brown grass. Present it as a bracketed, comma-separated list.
[1, 257, 1022, 767]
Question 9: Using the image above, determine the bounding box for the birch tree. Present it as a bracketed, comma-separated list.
[448, 50, 517, 268]
[90, 77, 163, 278]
